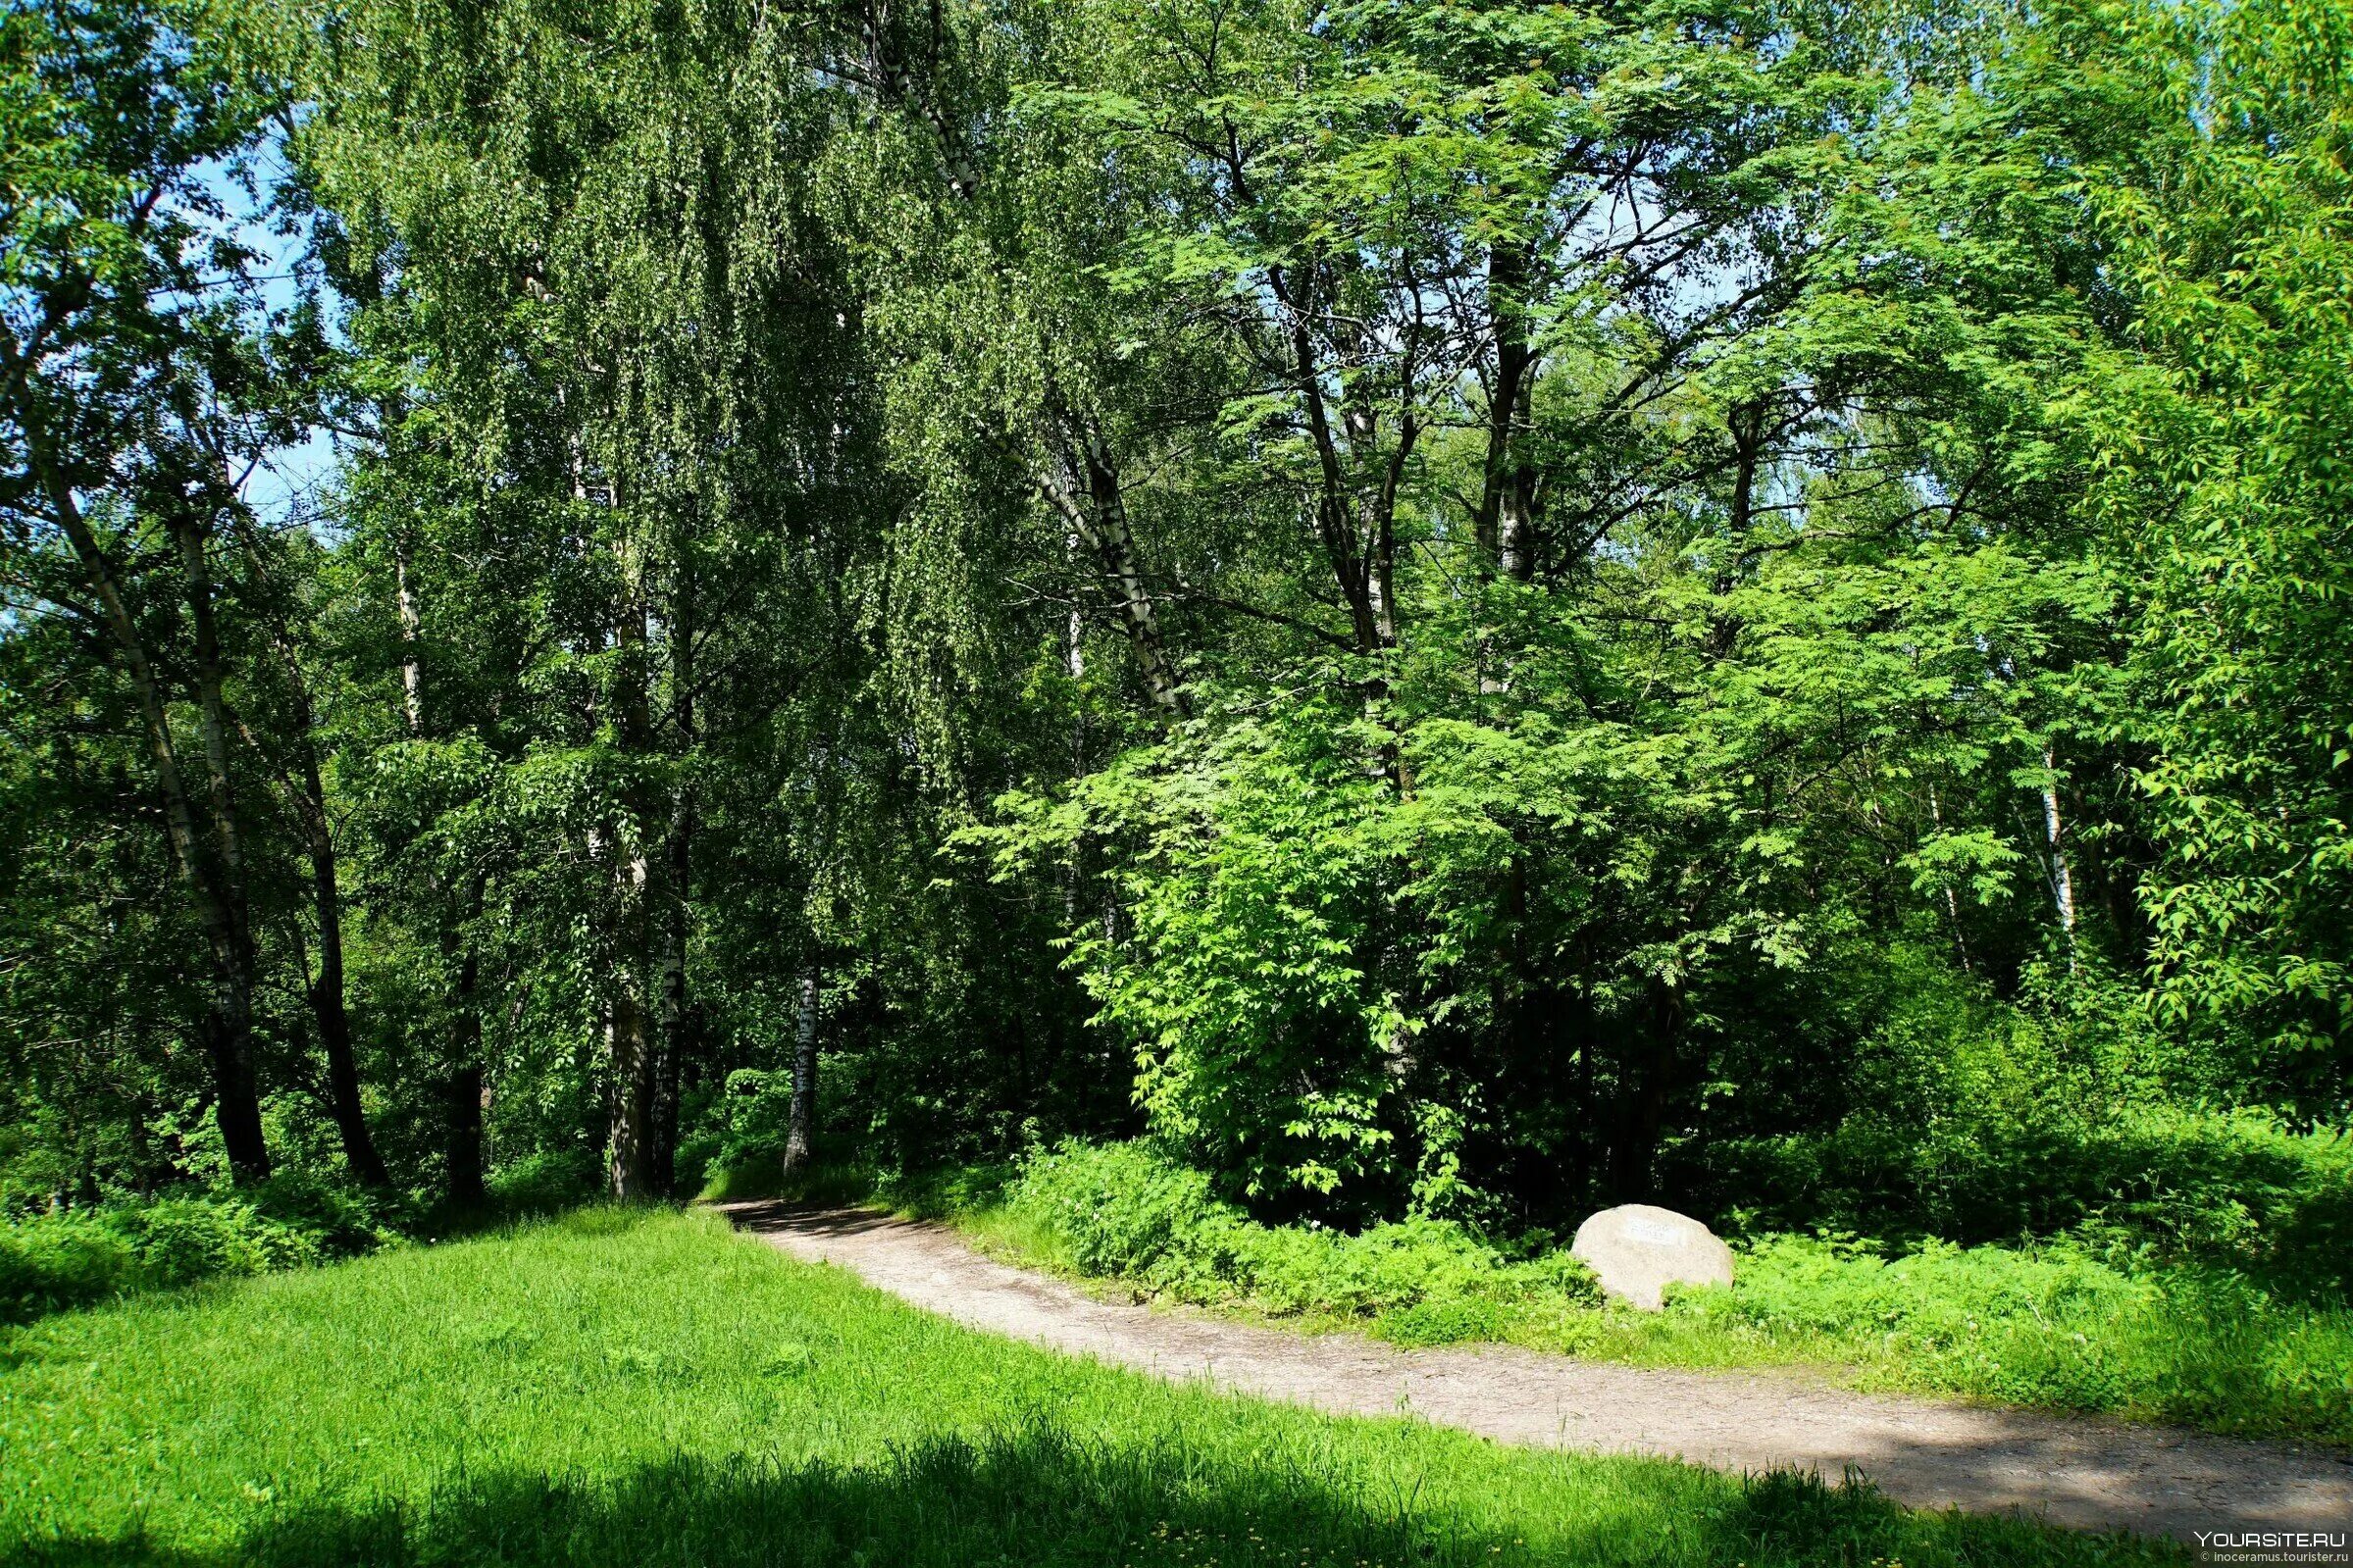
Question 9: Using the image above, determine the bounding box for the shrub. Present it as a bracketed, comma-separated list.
[0, 1189, 371, 1323]
[1711, 1233, 2353, 1441]
[486, 1148, 603, 1215]
[0, 1210, 137, 1320]
[1707, 1106, 2353, 1295]
[1005, 1139, 1599, 1328]
[247, 1174, 406, 1257]
[111, 1198, 320, 1287]
[1010, 1139, 1221, 1277]
[997, 1139, 2353, 1442]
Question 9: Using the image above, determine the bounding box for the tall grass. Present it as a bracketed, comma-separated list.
[0, 1207, 2167, 1566]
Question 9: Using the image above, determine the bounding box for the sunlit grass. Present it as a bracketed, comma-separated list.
[0, 1207, 2171, 1566]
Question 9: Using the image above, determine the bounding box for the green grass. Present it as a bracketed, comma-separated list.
[0, 1207, 2172, 1567]
[791, 1141, 2353, 1449]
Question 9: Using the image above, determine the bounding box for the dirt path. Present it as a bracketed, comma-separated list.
[721, 1201, 2352, 1543]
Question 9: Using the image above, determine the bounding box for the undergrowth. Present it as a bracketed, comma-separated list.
[0, 1148, 606, 1325]
[800, 1138, 2353, 1446]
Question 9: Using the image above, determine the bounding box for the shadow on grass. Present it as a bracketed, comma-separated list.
[13, 1421, 2169, 1568]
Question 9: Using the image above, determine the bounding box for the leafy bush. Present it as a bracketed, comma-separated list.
[1690, 951, 2353, 1295]
[486, 1148, 603, 1215]
[245, 1174, 408, 1258]
[1708, 1105, 2353, 1295]
[1711, 1234, 2353, 1442]
[110, 1198, 321, 1288]
[0, 1211, 136, 1320]
[1005, 1139, 1600, 1328]
[0, 1187, 394, 1324]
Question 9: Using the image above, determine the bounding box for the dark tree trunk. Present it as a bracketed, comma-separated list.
[1707, 401, 1767, 659]
[606, 534, 661, 1201]
[650, 815, 691, 1197]
[1035, 412, 1187, 719]
[385, 531, 488, 1205]
[607, 987, 655, 1199]
[649, 569, 696, 1197]
[444, 936, 486, 1207]
[171, 502, 273, 1185]
[783, 966, 819, 1177]
[309, 863, 389, 1189]
[273, 644, 390, 1189]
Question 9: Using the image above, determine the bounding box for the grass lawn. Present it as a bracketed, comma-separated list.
[0, 1207, 2174, 1567]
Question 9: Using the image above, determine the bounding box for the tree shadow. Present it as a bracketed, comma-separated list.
[12, 1420, 2166, 1568]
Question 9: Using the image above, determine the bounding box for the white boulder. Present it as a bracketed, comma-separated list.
[1569, 1203, 1734, 1311]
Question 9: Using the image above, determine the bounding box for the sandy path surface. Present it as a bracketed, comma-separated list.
[720, 1200, 2353, 1543]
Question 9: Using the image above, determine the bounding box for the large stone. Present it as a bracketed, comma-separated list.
[1569, 1204, 1734, 1311]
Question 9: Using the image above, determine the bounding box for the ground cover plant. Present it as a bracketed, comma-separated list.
[0, 1206, 2176, 1568]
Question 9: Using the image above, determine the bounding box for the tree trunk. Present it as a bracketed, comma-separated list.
[2040, 741, 2078, 967]
[393, 541, 426, 735]
[653, 780, 696, 1193]
[307, 835, 389, 1188]
[1927, 782, 1974, 975]
[444, 937, 486, 1209]
[254, 614, 392, 1189]
[783, 966, 819, 1178]
[606, 536, 661, 1200]
[29, 401, 270, 1181]
[649, 852, 691, 1198]
[651, 575, 695, 1198]
[388, 537, 492, 1201]
[442, 883, 488, 1207]
[607, 987, 655, 1199]
[1480, 243, 1539, 582]
[1035, 413, 1186, 718]
[1707, 403, 1766, 659]
[167, 500, 274, 1183]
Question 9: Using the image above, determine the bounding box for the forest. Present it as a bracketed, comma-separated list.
[3, 0, 2353, 1543]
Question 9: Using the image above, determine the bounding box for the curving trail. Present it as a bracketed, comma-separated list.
[719, 1200, 2352, 1543]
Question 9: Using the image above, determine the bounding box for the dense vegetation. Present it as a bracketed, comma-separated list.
[0, 1207, 2174, 1566]
[917, 1139, 2351, 1443]
[4, 0, 2352, 1454]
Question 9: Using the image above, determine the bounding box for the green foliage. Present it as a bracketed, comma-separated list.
[2087, 0, 2353, 1108]
[1709, 1101, 2353, 1294]
[1714, 1235, 2353, 1442]
[481, 1149, 604, 1217]
[1692, 951, 2353, 1287]
[0, 1208, 2165, 1567]
[0, 1216, 136, 1323]
[972, 708, 1407, 1206]
[0, 1181, 403, 1324]
[968, 1137, 2353, 1443]
[1006, 1139, 1602, 1328]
